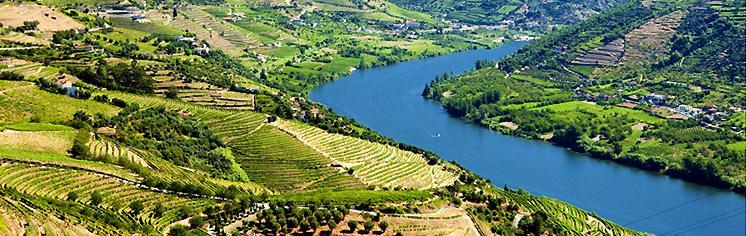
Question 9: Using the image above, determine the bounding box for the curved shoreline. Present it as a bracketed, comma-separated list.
[309, 44, 746, 235]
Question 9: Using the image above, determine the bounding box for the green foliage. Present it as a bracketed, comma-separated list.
[390, 0, 624, 27]
[69, 106, 246, 182]
[0, 71, 24, 81]
[67, 60, 153, 94]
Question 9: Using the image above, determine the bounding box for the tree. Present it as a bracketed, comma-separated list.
[189, 216, 205, 229]
[165, 86, 179, 99]
[347, 220, 358, 232]
[90, 191, 103, 206]
[328, 220, 337, 230]
[309, 217, 320, 230]
[67, 191, 79, 201]
[168, 225, 190, 236]
[299, 218, 310, 231]
[287, 217, 299, 229]
[130, 200, 145, 215]
[154, 203, 166, 218]
[363, 220, 374, 232]
[379, 221, 389, 232]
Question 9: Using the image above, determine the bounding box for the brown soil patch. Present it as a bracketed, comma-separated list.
[0, 130, 75, 154]
[499, 121, 519, 130]
[0, 5, 84, 32]
[631, 122, 648, 131]
[322, 207, 478, 236]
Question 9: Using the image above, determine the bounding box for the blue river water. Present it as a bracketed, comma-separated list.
[310, 41, 746, 235]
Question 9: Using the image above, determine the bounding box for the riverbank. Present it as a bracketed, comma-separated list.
[310, 44, 746, 235]
[423, 73, 745, 194]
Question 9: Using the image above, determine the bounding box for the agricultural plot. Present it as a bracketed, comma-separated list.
[571, 38, 625, 66]
[537, 101, 662, 124]
[0, 162, 213, 231]
[0, 32, 51, 46]
[169, 8, 259, 56]
[0, 195, 100, 235]
[0, 129, 75, 154]
[381, 207, 480, 236]
[0, 81, 119, 125]
[101, 91, 363, 192]
[505, 192, 638, 236]
[0, 5, 84, 32]
[88, 139, 150, 168]
[0, 61, 67, 82]
[223, 125, 363, 192]
[622, 11, 685, 63]
[273, 120, 458, 190]
[152, 73, 255, 111]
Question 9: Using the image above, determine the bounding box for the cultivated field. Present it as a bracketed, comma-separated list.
[273, 120, 458, 190]
[571, 38, 625, 66]
[0, 162, 213, 231]
[0, 5, 84, 32]
[622, 11, 685, 63]
[0, 81, 119, 125]
[100, 91, 366, 192]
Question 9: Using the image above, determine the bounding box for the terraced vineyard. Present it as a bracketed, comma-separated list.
[0, 162, 214, 231]
[88, 139, 151, 168]
[622, 11, 684, 63]
[169, 8, 259, 56]
[571, 38, 626, 67]
[101, 91, 366, 192]
[273, 120, 458, 190]
[0, 195, 101, 235]
[504, 192, 639, 236]
[0, 81, 119, 124]
[0, 61, 67, 82]
[151, 71, 255, 110]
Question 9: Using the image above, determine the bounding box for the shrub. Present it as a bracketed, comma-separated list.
[0, 71, 23, 81]
[347, 220, 357, 231]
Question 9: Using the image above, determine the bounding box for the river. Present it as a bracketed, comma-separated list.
[309, 42, 746, 235]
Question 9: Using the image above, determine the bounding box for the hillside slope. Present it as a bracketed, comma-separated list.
[424, 0, 746, 192]
[389, 0, 626, 29]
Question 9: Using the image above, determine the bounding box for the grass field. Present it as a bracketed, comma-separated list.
[0, 81, 120, 125]
[537, 101, 662, 123]
[0, 129, 75, 154]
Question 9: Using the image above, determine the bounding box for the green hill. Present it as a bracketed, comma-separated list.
[0, 0, 649, 234]
[424, 0, 746, 193]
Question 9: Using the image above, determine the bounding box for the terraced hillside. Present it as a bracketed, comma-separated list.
[622, 11, 685, 63]
[0, 162, 213, 231]
[101, 91, 457, 192]
[0, 194, 100, 235]
[273, 120, 458, 190]
[505, 192, 639, 236]
[101, 91, 367, 192]
[0, 60, 68, 82]
[150, 69, 255, 110]
[0, 80, 119, 125]
[168, 8, 259, 56]
[571, 38, 626, 66]
[88, 139, 150, 168]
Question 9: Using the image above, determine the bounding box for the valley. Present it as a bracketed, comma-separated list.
[0, 0, 743, 235]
